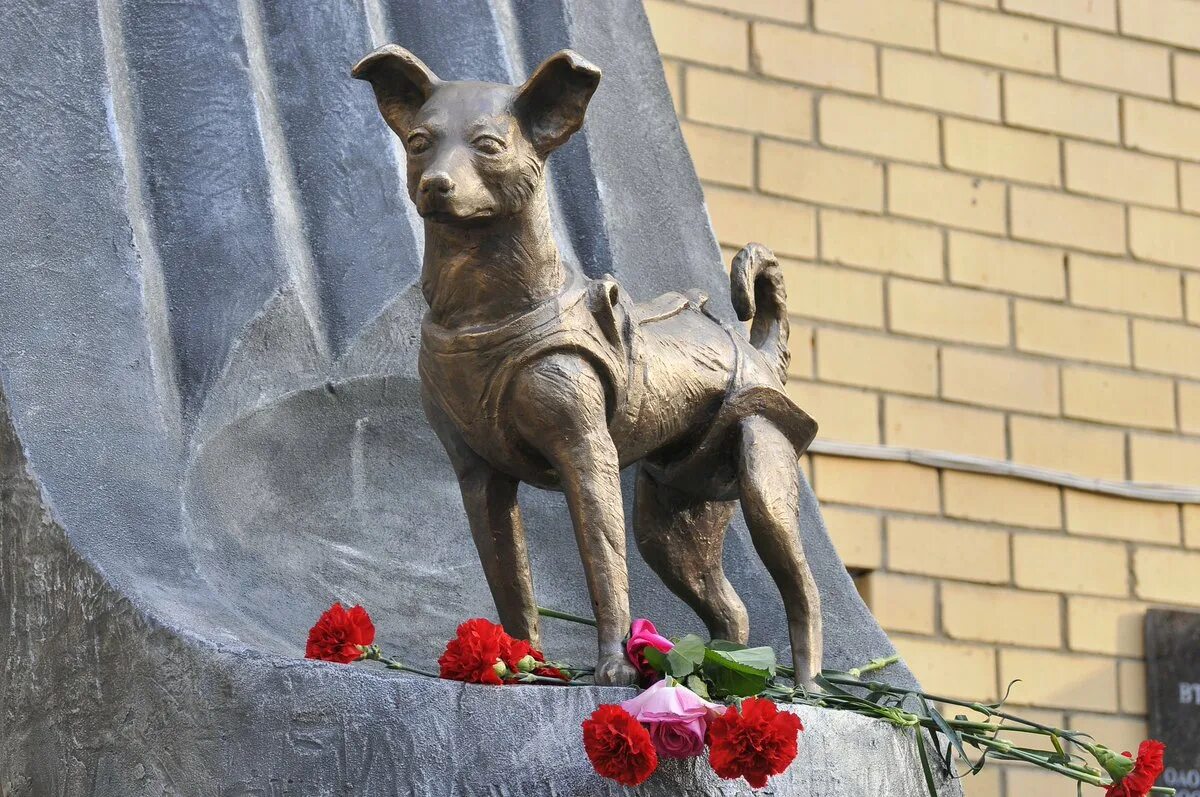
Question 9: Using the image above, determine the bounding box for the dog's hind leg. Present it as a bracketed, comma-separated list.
[737, 416, 823, 683]
[634, 466, 749, 645]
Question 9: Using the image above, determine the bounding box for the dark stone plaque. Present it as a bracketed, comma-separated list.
[1147, 609, 1200, 796]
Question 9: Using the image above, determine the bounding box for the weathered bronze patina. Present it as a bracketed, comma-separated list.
[353, 45, 821, 685]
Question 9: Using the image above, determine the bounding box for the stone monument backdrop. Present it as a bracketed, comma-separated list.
[0, 1, 958, 794]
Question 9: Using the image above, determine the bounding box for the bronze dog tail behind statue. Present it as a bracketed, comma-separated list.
[731, 243, 790, 385]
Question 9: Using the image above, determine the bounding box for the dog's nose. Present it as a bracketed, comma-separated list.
[419, 173, 455, 195]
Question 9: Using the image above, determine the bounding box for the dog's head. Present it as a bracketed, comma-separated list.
[353, 46, 601, 226]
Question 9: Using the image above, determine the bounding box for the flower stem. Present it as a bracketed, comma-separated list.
[847, 655, 901, 679]
[517, 673, 589, 686]
[780, 655, 902, 681]
[536, 606, 598, 627]
[821, 672, 1093, 746]
[359, 647, 440, 678]
[800, 669, 1185, 794]
[381, 659, 441, 678]
[962, 733, 1104, 785]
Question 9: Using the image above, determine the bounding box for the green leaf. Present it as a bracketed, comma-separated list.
[686, 674, 711, 701]
[708, 639, 748, 652]
[761, 683, 797, 701]
[996, 679, 1021, 708]
[922, 696, 977, 774]
[673, 635, 708, 668]
[656, 634, 708, 677]
[702, 646, 776, 698]
[705, 646, 777, 676]
[642, 646, 669, 674]
[705, 665, 770, 698]
[914, 728, 940, 797]
[814, 674, 856, 698]
[665, 649, 697, 677]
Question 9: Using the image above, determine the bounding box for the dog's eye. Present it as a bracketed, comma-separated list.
[407, 133, 432, 155]
[472, 135, 505, 155]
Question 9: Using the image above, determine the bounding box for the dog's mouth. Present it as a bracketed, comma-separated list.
[420, 207, 497, 225]
[416, 195, 497, 225]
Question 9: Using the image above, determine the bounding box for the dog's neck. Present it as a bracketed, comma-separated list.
[420, 185, 566, 329]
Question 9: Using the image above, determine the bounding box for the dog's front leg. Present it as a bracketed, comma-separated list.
[423, 390, 540, 644]
[512, 353, 637, 686]
[457, 464, 540, 644]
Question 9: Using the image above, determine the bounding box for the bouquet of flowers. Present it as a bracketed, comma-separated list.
[305, 602, 1170, 795]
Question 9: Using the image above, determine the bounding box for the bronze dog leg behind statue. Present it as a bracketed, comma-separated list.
[353, 44, 822, 685]
[632, 472, 746, 648]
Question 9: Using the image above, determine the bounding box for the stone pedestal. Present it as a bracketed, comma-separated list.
[1, 440, 946, 795]
[0, 1, 959, 794]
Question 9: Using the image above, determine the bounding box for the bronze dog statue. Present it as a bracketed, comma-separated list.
[353, 46, 821, 685]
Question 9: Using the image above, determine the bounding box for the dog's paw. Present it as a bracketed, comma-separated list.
[594, 653, 638, 686]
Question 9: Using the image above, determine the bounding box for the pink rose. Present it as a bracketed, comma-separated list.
[620, 680, 721, 759]
[625, 619, 673, 681]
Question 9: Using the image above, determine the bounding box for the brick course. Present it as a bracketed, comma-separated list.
[948, 232, 1065, 298]
[944, 118, 1060, 186]
[887, 516, 1012, 584]
[819, 209, 943, 278]
[820, 95, 940, 164]
[890, 163, 1006, 233]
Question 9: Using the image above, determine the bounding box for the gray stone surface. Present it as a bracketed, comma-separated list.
[0, 0, 961, 793]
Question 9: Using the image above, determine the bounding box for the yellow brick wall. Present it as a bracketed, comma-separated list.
[645, 2, 1200, 795]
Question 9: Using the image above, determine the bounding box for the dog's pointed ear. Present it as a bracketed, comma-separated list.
[352, 45, 440, 137]
[515, 50, 601, 156]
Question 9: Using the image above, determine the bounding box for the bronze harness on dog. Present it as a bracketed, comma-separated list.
[419, 274, 817, 498]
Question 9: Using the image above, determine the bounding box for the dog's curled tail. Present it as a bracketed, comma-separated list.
[731, 242, 790, 385]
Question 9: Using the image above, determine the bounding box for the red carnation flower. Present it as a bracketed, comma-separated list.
[709, 697, 804, 789]
[305, 603, 375, 664]
[438, 618, 509, 684]
[502, 636, 536, 671]
[1106, 740, 1166, 797]
[582, 704, 658, 787]
[439, 618, 568, 684]
[505, 638, 569, 681]
[533, 663, 569, 681]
